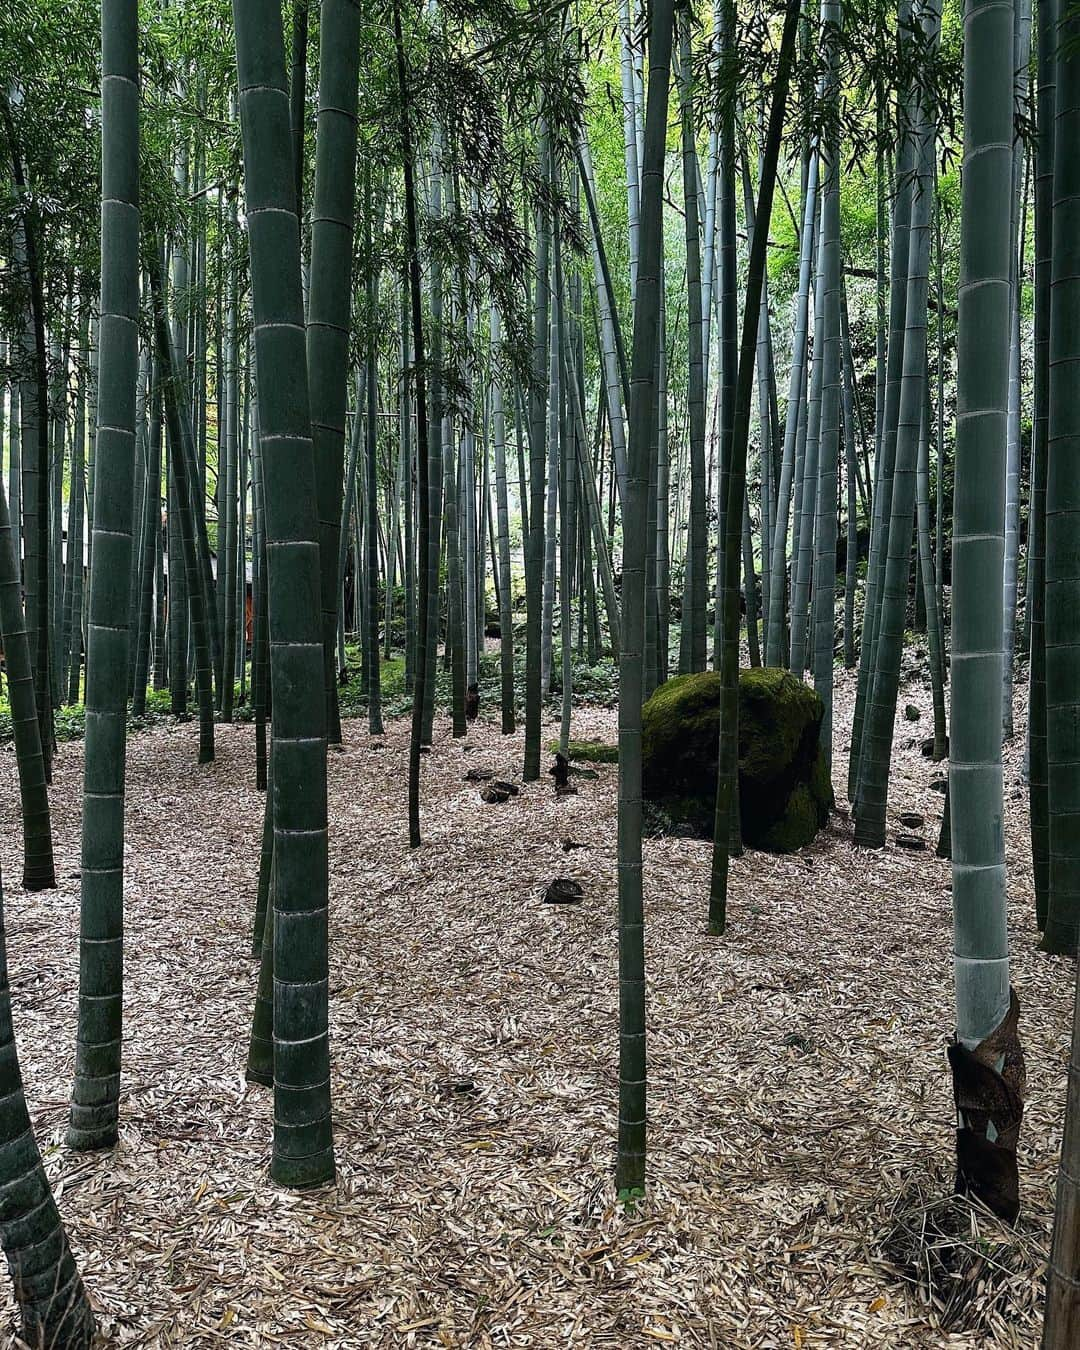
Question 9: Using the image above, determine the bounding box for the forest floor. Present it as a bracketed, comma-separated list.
[0, 657, 1069, 1349]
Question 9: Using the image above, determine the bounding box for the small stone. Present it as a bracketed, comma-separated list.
[921, 735, 948, 758]
[491, 779, 519, 797]
[905, 704, 921, 722]
[480, 784, 511, 804]
[561, 839, 587, 852]
[899, 811, 924, 829]
[930, 777, 947, 794]
[896, 833, 926, 851]
[463, 767, 495, 783]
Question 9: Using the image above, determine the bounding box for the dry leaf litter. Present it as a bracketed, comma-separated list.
[0, 662, 1069, 1348]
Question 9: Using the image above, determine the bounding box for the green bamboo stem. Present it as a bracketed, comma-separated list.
[68, 0, 140, 1153]
[307, 0, 361, 746]
[1029, 0, 1055, 931]
[233, 0, 334, 1189]
[0, 471, 54, 891]
[710, 0, 801, 934]
[0, 863, 94, 1347]
[950, 0, 1021, 1218]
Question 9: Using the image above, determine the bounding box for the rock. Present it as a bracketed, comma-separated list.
[491, 779, 519, 797]
[641, 668, 833, 853]
[921, 735, 948, 758]
[480, 784, 511, 804]
[543, 878, 584, 905]
[561, 839, 587, 852]
[930, 777, 947, 794]
[905, 704, 921, 722]
[896, 833, 926, 851]
[899, 811, 924, 828]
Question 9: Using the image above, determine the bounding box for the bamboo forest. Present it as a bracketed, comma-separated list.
[2, 0, 1080, 1344]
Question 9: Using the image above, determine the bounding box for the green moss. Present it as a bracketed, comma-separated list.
[641, 673, 724, 836]
[758, 784, 820, 853]
[738, 667, 820, 786]
[548, 738, 619, 764]
[641, 666, 830, 853]
[641, 672, 723, 765]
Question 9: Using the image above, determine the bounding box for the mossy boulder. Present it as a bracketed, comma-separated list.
[641, 667, 833, 852]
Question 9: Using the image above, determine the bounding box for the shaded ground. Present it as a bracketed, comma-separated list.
[0, 664, 1068, 1347]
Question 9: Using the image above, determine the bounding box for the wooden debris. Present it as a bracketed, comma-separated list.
[543, 878, 584, 905]
[549, 753, 571, 790]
